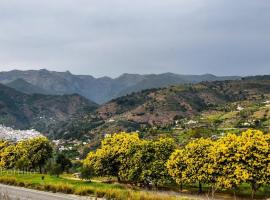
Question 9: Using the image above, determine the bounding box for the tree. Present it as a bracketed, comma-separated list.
[84, 132, 140, 181]
[0, 145, 18, 169]
[55, 153, 72, 173]
[237, 130, 270, 199]
[211, 133, 248, 197]
[19, 137, 53, 173]
[15, 140, 30, 171]
[0, 140, 9, 152]
[119, 138, 176, 187]
[167, 149, 187, 191]
[182, 138, 214, 193]
[45, 159, 62, 177]
[80, 165, 95, 181]
[45, 153, 72, 176]
[15, 157, 30, 171]
[151, 138, 176, 187]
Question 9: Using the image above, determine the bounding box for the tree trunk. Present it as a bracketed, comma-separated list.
[251, 183, 259, 200]
[233, 190, 236, 200]
[180, 182, 183, 192]
[211, 186, 216, 199]
[199, 182, 203, 193]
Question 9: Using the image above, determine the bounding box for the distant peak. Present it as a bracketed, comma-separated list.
[202, 73, 215, 76]
[118, 73, 141, 78]
[40, 68, 49, 72]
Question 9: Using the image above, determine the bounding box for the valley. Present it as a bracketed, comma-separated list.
[0, 72, 269, 200]
[1, 1, 270, 199]
[0, 73, 270, 151]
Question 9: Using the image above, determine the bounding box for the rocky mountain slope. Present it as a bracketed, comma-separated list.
[0, 69, 240, 103]
[0, 83, 98, 134]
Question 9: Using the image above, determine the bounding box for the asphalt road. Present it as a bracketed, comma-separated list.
[0, 184, 98, 200]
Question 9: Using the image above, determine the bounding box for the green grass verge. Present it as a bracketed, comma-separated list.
[1, 171, 269, 199]
[0, 171, 185, 200]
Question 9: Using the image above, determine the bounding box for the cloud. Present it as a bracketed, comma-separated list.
[0, 0, 269, 77]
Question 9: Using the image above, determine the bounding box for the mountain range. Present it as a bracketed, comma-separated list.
[0, 69, 240, 103]
[0, 69, 269, 144]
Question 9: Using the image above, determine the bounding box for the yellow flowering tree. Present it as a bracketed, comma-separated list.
[119, 138, 175, 187]
[237, 130, 270, 199]
[19, 137, 53, 173]
[167, 149, 187, 191]
[182, 138, 214, 193]
[84, 132, 140, 181]
[211, 133, 248, 194]
[167, 138, 216, 194]
[0, 144, 18, 169]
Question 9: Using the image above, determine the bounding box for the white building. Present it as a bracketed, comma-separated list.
[0, 125, 42, 141]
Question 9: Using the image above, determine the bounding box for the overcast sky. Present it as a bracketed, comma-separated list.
[0, 0, 269, 77]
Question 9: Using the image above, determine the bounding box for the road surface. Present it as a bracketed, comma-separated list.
[0, 184, 99, 200]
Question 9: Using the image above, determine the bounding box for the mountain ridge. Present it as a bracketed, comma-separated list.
[0, 69, 241, 103]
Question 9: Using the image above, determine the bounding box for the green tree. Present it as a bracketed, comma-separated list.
[55, 153, 72, 173]
[80, 165, 95, 181]
[20, 137, 53, 173]
[45, 159, 62, 177]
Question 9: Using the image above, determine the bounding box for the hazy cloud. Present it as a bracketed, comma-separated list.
[0, 0, 269, 77]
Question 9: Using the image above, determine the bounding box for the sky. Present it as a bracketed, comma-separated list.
[0, 0, 270, 78]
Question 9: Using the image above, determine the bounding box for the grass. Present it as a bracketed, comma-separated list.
[186, 183, 270, 199]
[0, 171, 185, 200]
[0, 171, 269, 199]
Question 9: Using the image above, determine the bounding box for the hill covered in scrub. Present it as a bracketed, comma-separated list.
[96, 79, 270, 125]
[0, 83, 98, 134]
[52, 78, 270, 144]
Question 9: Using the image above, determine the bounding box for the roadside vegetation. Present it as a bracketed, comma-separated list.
[0, 172, 184, 200]
[0, 130, 269, 199]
